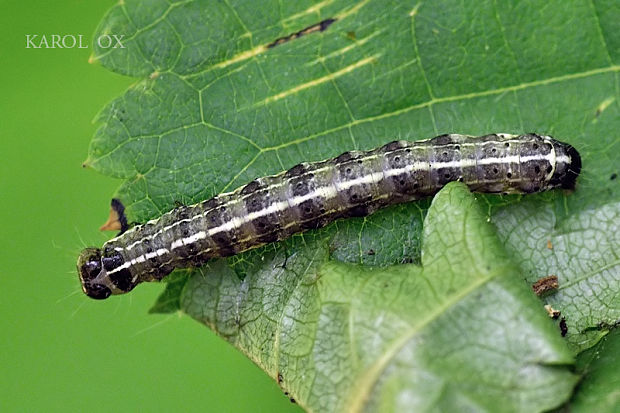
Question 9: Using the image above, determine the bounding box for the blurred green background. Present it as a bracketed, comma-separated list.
[0, 1, 300, 411]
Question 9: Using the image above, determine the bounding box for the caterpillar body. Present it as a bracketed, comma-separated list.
[78, 133, 581, 299]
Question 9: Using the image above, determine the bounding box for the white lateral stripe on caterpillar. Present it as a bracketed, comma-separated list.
[112, 148, 557, 254]
[109, 153, 562, 274]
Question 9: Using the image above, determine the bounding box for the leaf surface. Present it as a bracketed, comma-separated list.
[571, 328, 620, 412]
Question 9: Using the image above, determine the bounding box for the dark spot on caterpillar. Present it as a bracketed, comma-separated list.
[241, 180, 262, 195]
[291, 176, 312, 196]
[346, 168, 352, 174]
[255, 219, 279, 243]
[277, 372, 283, 385]
[286, 163, 307, 177]
[214, 234, 235, 256]
[533, 143, 539, 150]
[413, 183, 419, 189]
[505, 142, 510, 147]
[444, 173, 450, 179]
[108, 267, 134, 292]
[492, 167, 498, 174]
[394, 156, 400, 162]
[336, 152, 354, 162]
[102, 250, 123, 271]
[534, 165, 541, 174]
[346, 205, 368, 217]
[533, 186, 540, 192]
[546, 165, 553, 174]
[201, 198, 219, 210]
[382, 140, 405, 151]
[249, 198, 261, 211]
[267, 18, 337, 48]
[179, 221, 191, 237]
[506, 172, 512, 178]
[455, 145, 460, 150]
[611, 173, 617, 180]
[430, 134, 453, 145]
[491, 148, 496, 153]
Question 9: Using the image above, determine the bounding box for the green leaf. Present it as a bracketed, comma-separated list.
[179, 182, 577, 412]
[571, 328, 620, 412]
[493, 199, 620, 353]
[86, 0, 619, 410]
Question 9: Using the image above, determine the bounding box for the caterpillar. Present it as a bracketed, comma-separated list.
[78, 133, 581, 299]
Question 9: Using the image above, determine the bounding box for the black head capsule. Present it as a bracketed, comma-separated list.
[77, 248, 111, 300]
[547, 138, 581, 190]
[77, 247, 136, 299]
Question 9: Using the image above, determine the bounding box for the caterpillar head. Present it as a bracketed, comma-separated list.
[77, 248, 112, 299]
[77, 247, 137, 299]
[545, 137, 581, 190]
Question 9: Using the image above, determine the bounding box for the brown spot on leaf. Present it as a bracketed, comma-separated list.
[267, 18, 337, 48]
[532, 275, 559, 297]
[560, 317, 568, 337]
